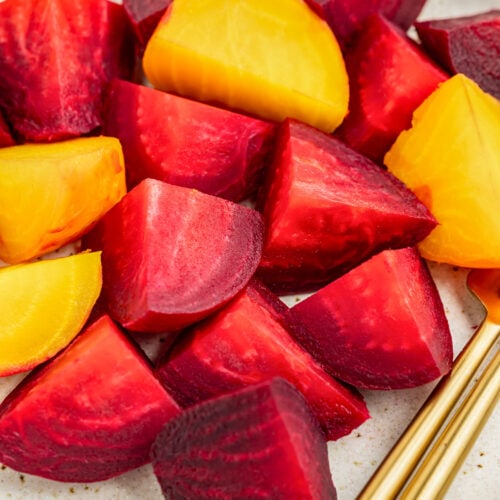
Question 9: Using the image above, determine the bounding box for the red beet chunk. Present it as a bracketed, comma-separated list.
[291, 248, 453, 390]
[311, 0, 426, 49]
[256, 119, 437, 293]
[152, 378, 337, 499]
[416, 10, 500, 99]
[104, 79, 276, 201]
[336, 14, 448, 163]
[0, 315, 180, 482]
[157, 279, 369, 440]
[84, 179, 264, 333]
[123, 0, 171, 51]
[0, 111, 14, 147]
[0, 0, 134, 142]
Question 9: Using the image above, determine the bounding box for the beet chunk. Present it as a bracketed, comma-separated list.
[336, 14, 448, 163]
[291, 248, 453, 390]
[152, 378, 337, 499]
[416, 10, 500, 99]
[309, 0, 426, 49]
[0, 315, 180, 482]
[104, 79, 276, 201]
[0, 0, 134, 142]
[123, 0, 172, 51]
[256, 119, 437, 293]
[84, 179, 264, 333]
[157, 279, 369, 440]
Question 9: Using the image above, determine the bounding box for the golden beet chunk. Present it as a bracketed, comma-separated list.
[0, 252, 102, 376]
[0, 136, 126, 264]
[143, 0, 348, 133]
[385, 74, 500, 267]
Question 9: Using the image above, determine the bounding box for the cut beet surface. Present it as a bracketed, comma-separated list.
[152, 378, 337, 499]
[416, 10, 500, 99]
[0, 0, 134, 142]
[291, 247, 453, 390]
[336, 14, 448, 163]
[157, 279, 369, 440]
[256, 119, 437, 293]
[0, 315, 180, 482]
[104, 79, 277, 201]
[311, 0, 427, 49]
[84, 179, 264, 333]
[123, 0, 172, 51]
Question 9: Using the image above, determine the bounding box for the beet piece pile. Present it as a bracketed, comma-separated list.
[0, 0, 497, 497]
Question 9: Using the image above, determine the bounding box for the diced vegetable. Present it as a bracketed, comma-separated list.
[291, 247, 453, 390]
[84, 179, 264, 333]
[0, 0, 134, 141]
[143, 0, 349, 132]
[416, 10, 500, 99]
[0, 252, 102, 376]
[152, 378, 337, 499]
[385, 74, 500, 267]
[104, 78, 276, 200]
[0, 315, 180, 482]
[156, 279, 370, 440]
[257, 119, 436, 292]
[336, 14, 448, 163]
[311, 0, 427, 49]
[0, 136, 126, 264]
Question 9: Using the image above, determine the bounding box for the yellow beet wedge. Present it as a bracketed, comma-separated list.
[143, 0, 349, 133]
[0, 252, 102, 377]
[385, 74, 500, 268]
[0, 136, 126, 264]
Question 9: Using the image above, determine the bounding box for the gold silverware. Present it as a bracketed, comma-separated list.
[358, 268, 500, 499]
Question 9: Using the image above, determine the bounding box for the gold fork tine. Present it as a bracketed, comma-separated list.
[357, 318, 499, 499]
[400, 348, 499, 499]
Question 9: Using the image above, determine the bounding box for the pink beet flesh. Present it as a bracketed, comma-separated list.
[152, 378, 337, 499]
[291, 248, 453, 390]
[104, 79, 276, 201]
[0, 0, 134, 142]
[0, 316, 180, 482]
[416, 10, 500, 99]
[316, 0, 427, 49]
[84, 179, 264, 333]
[157, 279, 369, 440]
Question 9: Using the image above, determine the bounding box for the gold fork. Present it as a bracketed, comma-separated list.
[358, 268, 500, 499]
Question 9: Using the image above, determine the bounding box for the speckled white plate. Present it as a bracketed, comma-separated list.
[1, 0, 499, 498]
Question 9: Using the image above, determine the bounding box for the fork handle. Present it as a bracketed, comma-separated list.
[400, 348, 500, 499]
[358, 319, 499, 499]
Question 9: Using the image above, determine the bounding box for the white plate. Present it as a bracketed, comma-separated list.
[0, 0, 499, 498]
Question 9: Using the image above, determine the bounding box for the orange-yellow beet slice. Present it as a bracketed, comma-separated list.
[143, 0, 348, 133]
[0, 252, 102, 376]
[385, 74, 500, 267]
[0, 136, 126, 264]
